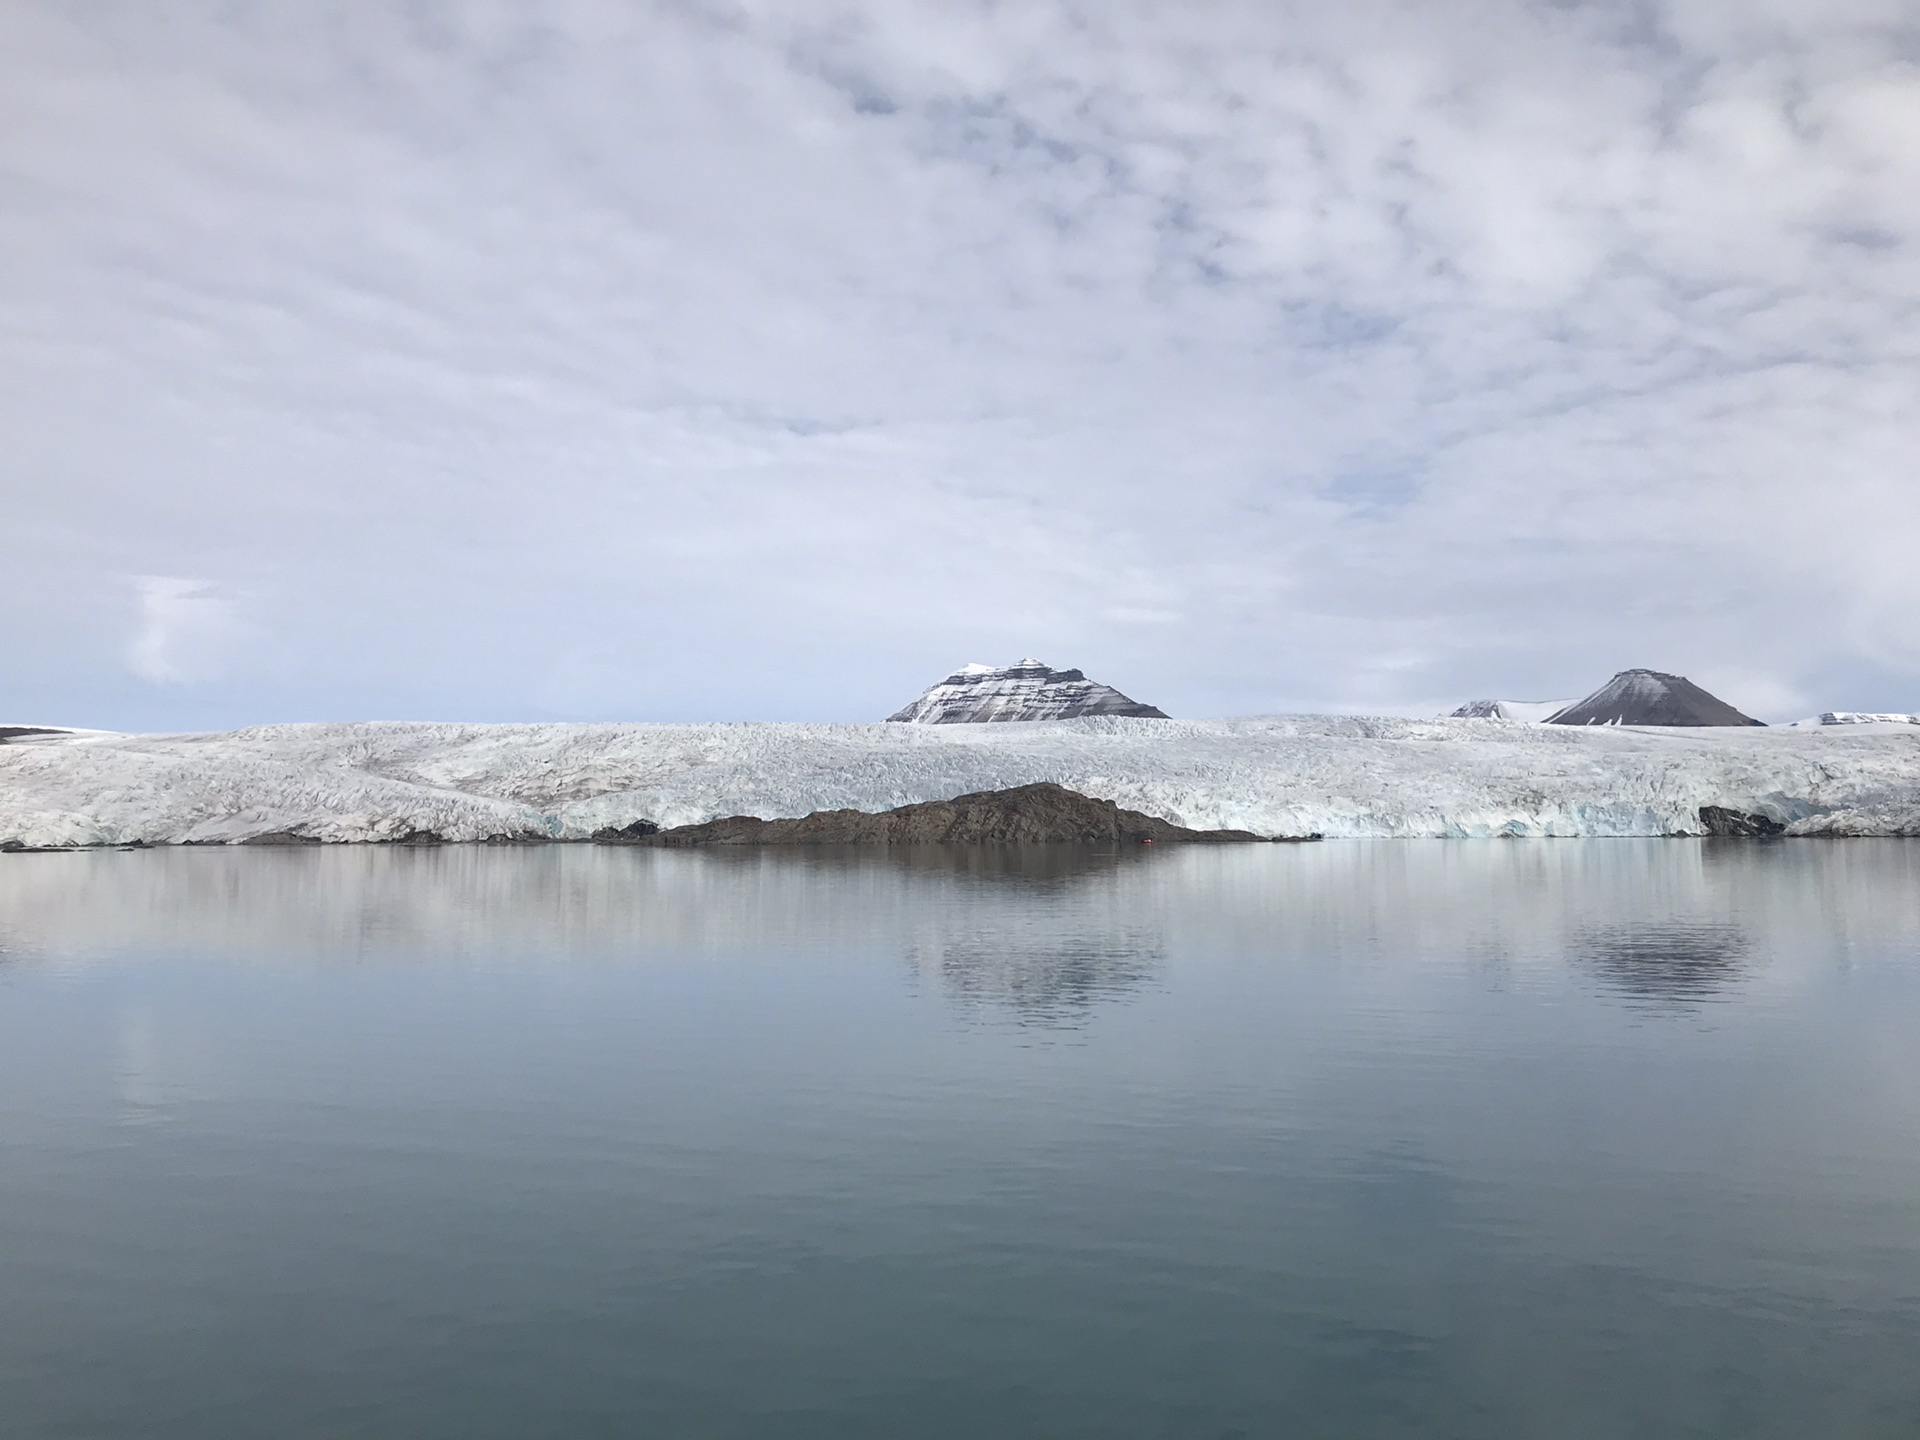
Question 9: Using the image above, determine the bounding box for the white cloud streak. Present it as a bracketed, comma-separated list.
[2, 0, 1918, 725]
[126, 578, 247, 686]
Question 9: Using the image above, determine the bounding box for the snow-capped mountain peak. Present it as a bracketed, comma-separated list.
[1546, 669, 1764, 727]
[886, 659, 1170, 724]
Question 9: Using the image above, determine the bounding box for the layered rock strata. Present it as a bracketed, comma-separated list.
[887, 659, 1168, 723]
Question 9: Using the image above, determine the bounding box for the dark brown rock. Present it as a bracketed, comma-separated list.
[1697, 806, 1785, 837]
[621, 782, 1272, 846]
[590, 818, 661, 842]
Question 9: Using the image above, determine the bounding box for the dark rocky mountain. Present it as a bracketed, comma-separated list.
[886, 659, 1169, 723]
[603, 783, 1263, 845]
[1546, 670, 1765, 727]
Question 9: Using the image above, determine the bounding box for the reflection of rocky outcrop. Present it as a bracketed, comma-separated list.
[615, 783, 1264, 846]
[1576, 922, 1751, 1007]
[663, 842, 1150, 886]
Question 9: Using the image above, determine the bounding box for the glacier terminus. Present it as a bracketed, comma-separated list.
[3, 712, 1918, 848]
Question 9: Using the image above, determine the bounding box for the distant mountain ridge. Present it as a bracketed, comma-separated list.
[886, 659, 1169, 724]
[1448, 699, 1574, 723]
[1546, 670, 1764, 727]
[1794, 712, 1920, 728]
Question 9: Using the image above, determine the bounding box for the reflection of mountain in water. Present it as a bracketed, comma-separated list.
[730, 842, 1155, 887]
[1575, 923, 1752, 1008]
[694, 844, 1168, 1026]
[909, 929, 1163, 1028]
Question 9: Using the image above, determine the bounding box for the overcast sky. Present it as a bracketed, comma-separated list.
[4, 0, 1918, 728]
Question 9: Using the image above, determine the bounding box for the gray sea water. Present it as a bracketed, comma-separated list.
[1, 841, 1917, 1439]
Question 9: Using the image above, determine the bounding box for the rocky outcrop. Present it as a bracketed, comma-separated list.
[886, 659, 1168, 723]
[604, 782, 1272, 846]
[1547, 670, 1764, 727]
[1697, 806, 1785, 837]
[590, 817, 660, 842]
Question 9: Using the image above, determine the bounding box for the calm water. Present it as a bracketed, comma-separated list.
[1, 841, 1917, 1439]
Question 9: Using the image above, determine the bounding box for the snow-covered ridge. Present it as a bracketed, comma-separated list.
[1447, 699, 1573, 723]
[887, 659, 1168, 723]
[1792, 712, 1920, 728]
[3, 716, 1918, 847]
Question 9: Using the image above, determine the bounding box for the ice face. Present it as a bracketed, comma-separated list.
[3, 714, 1918, 847]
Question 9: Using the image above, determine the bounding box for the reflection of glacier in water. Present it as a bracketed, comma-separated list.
[1575, 923, 1752, 1009]
[0, 841, 1916, 1030]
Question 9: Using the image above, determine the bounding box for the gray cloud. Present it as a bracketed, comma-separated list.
[2, 0, 1917, 728]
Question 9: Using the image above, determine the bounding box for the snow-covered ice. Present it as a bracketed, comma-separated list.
[3, 715, 1919, 846]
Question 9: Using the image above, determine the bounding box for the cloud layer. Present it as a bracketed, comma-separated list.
[3, 0, 1918, 726]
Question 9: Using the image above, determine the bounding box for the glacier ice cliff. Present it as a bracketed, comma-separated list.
[3, 715, 1919, 847]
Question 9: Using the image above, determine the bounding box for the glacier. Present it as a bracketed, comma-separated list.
[3, 715, 1919, 847]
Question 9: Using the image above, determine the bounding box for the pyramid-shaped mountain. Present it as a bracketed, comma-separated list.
[1546, 670, 1764, 727]
[886, 659, 1169, 724]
